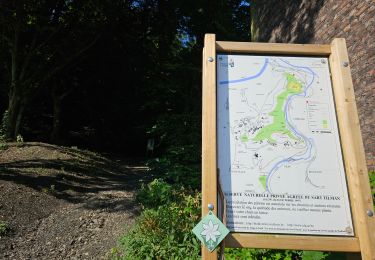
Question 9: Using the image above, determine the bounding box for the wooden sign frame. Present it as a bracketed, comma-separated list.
[201, 34, 375, 259]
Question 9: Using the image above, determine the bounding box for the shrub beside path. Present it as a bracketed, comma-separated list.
[0, 143, 149, 259]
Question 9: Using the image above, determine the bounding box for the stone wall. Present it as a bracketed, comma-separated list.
[252, 0, 375, 170]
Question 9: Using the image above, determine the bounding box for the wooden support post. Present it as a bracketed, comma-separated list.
[330, 38, 375, 260]
[202, 33, 217, 260]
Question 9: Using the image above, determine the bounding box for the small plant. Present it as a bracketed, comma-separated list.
[0, 142, 8, 151]
[0, 221, 9, 236]
[41, 184, 56, 194]
[16, 134, 24, 143]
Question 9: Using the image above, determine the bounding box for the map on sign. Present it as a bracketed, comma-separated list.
[217, 54, 354, 236]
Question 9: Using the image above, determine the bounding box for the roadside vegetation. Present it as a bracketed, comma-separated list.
[108, 121, 375, 260]
[0, 221, 9, 236]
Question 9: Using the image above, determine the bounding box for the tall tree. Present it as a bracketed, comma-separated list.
[0, 0, 105, 140]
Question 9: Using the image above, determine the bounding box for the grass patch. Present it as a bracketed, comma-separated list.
[0, 221, 9, 236]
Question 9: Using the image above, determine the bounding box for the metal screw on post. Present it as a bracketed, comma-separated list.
[342, 61, 349, 67]
[208, 57, 214, 62]
[367, 210, 374, 217]
[208, 203, 214, 211]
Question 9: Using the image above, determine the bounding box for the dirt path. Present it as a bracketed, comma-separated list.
[0, 143, 150, 259]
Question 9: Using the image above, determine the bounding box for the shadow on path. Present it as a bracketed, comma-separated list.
[0, 143, 152, 213]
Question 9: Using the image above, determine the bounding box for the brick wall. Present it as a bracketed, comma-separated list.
[252, 0, 375, 171]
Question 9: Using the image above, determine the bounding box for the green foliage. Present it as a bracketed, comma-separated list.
[112, 186, 201, 260]
[370, 171, 375, 209]
[16, 134, 24, 147]
[146, 158, 200, 189]
[370, 171, 375, 195]
[111, 109, 203, 259]
[0, 110, 10, 141]
[0, 142, 8, 151]
[225, 249, 329, 260]
[149, 114, 201, 163]
[224, 248, 254, 259]
[301, 251, 328, 260]
[16, 134, 24, 143]
[136, 179, 174, 209]
[0, 221, 9, 236]
[225, 248, 299, 260]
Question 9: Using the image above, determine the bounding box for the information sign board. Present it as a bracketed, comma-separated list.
[217, 54, 353, 236]
[201, 34, 375, 260]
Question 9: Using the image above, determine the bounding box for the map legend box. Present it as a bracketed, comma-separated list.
[307, 102, 331, 131]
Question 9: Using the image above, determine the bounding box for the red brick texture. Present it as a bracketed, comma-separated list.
[253, 0, 375, 171]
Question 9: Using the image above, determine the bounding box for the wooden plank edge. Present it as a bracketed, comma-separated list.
[330, 38, 375, 260]
[202, 33, 217, 216]
[201, 33, 217, 260]
[216, 41, 331, 55]
[225, 233, 360, 252]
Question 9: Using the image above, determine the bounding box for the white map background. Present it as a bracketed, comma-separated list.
[217, 54, 354, 235]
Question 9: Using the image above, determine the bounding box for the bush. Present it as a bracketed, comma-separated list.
[0, 142, 8, 151]
[114, 112, 203, 257]
[146, 158, 200, 190]
[224, 248, 329, 260]
[148, 114, 201, 163]
[136, 179, 174, 209]
[112, 186, 201, 260]
[300, 251, 328, 260]
[225, 248, 297, 260]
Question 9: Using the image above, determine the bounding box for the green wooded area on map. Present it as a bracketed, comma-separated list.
[253, 73, 303, 143]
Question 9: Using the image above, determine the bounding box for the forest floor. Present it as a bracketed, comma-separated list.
[0, 142, 151, 259]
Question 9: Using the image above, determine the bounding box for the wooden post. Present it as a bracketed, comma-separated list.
[202, 33, 217, 260]
[330, 38, 375, 260]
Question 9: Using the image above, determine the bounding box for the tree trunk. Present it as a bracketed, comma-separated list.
[2, 24, 25, 141]
[5, 89, 25, 140]
[50, 86, 62, 143]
